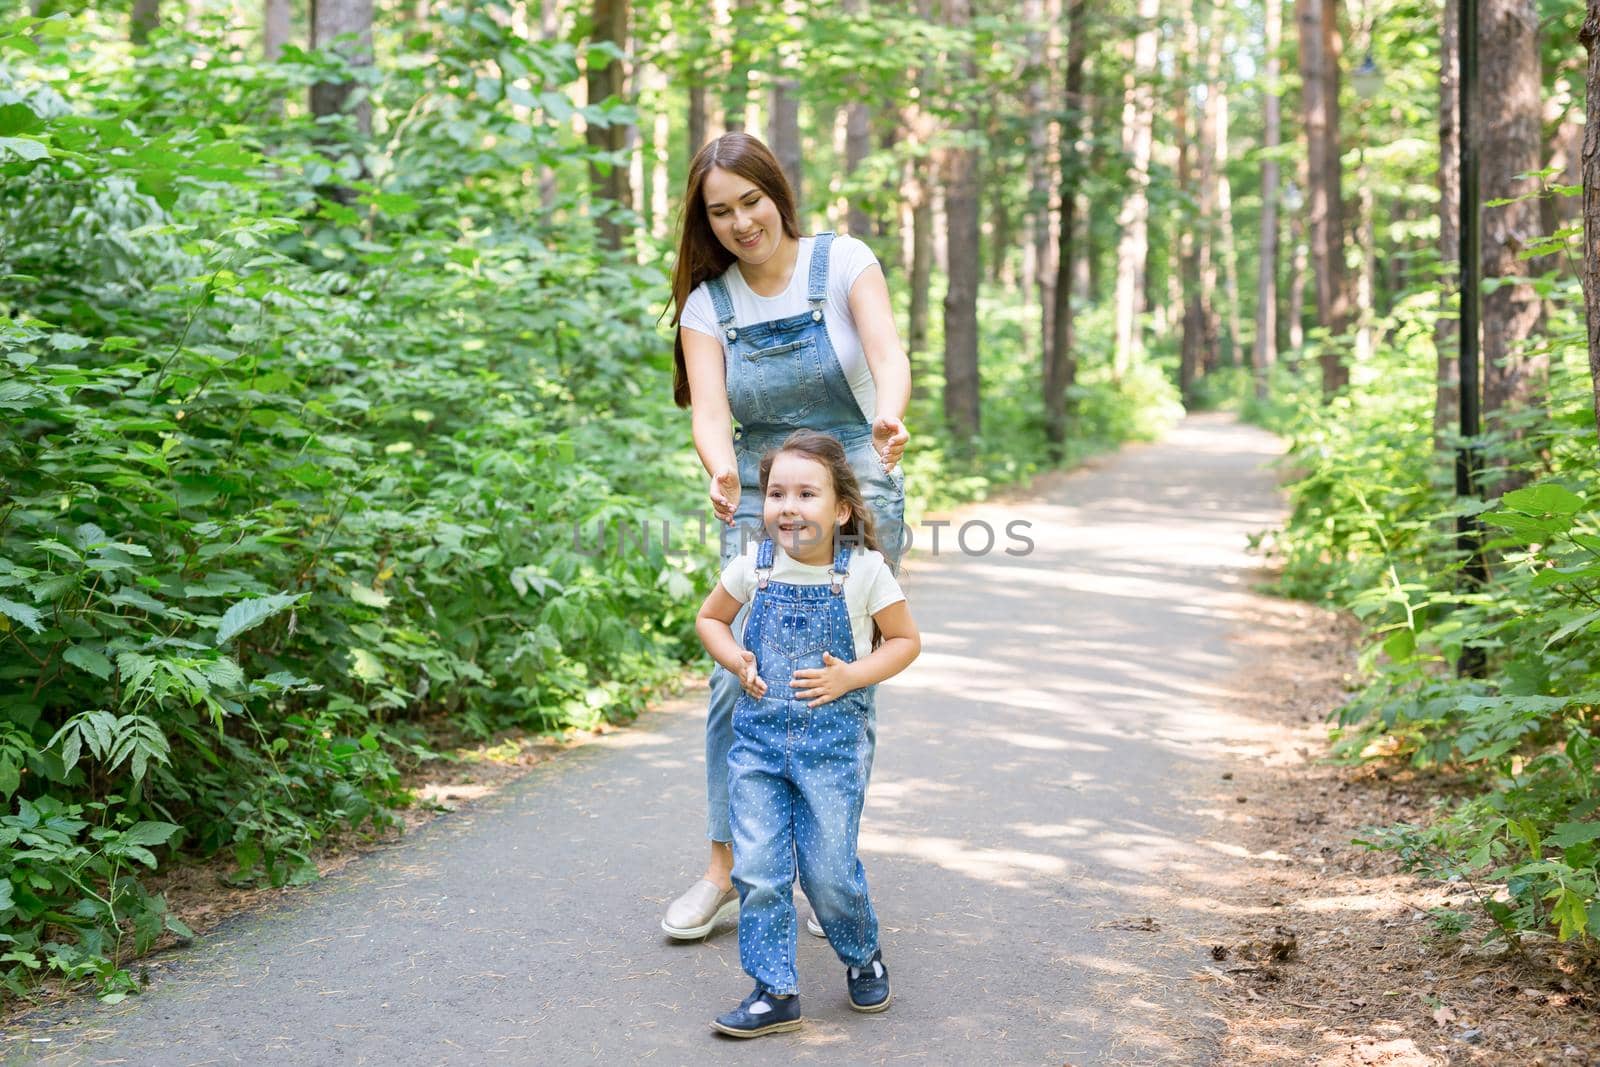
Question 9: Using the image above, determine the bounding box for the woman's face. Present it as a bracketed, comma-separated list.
[702, 166, 783, 265]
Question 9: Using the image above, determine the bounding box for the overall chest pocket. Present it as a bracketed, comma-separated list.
[759, 605, 838, 671]
[728, 337, 827, 423]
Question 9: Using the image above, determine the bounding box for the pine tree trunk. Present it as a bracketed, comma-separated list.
[585, 0, 632, 251]
[1177, 60, 1202, 406]
[264, 0, 290, 60]
[1253, 0, 1282, 397]
[1112, 0, 1160, 379]
[1023, 0, 1056, 366]
[1195, 0, 1222, 376]
[1582, 3, 1600, 440]
[771, 74, 802, 210]
[1216, 53, 1243, 368]
[1296, 0, 1351, 393]
[1045, 0, 1087, 454]
[1436, 0, 1461, 446]
[310, 0, 374, 136]
[131, 0, 160, 43]
[1480, 0, 1547, 486]
[943, 0, 982, 441]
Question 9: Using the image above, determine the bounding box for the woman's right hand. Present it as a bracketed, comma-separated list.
[709, 465, 740, 526]
[737, 650, 767, 699]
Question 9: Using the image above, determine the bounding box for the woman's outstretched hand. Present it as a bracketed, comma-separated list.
[871, 415, 909, 473]
[709, 465, 739, 526]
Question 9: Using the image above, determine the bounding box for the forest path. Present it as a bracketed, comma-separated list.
[15, 413, 1292, 1066]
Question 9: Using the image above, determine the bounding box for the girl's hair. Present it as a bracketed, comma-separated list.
[665, 132, 803, 409]
[759, 430, 891, 649]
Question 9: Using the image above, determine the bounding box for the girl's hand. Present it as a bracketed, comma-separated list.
[709, 465, 740, 526]
[792, 652, 857, 708]
[871, 415, 909, 473]
[738, 650, 766, 699]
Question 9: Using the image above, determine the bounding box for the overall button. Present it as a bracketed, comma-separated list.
[726, 328, 738, 341]
[811, 309, 823, 322]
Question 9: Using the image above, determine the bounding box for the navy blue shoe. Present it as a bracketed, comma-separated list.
[846, 949, 891, 1012]
[711, 986, 802, 1038]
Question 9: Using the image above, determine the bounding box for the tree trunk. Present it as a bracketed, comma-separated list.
[1253, 0, 1282, 397]
[1216, 46, 1243, 368]
[1195, 0, 1222, 377]
[264, 0, 290, 60]
[131, 0, 160, 43]
[1112, 0, 1160, 380]
[1045, 0, 1087, 453]
[842, 0, 872, 236]
[1177, 57, 1202, 406]
[1582, 3, 1600, 439]
[943, 0, 982, 441]
[1023, 0, 1057, 368]
[1436, 0, 1461, 445]
[310, 0, 373, 138]
[723, 0, 750, 133]
[585, 0, 632, 251]
[1296, 0, 1351, 393]
[904, 0, 935, 397]
[771, 74, 802, 210]
[1480, 0, 1547, 483]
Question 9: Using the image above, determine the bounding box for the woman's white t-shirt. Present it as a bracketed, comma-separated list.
[720, 541, 904, 661]
[679, 234, 882, 421]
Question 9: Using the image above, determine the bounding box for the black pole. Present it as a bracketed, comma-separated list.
[1456, 0, 1487, 676]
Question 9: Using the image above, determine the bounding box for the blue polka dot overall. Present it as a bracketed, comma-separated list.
[704, 231, 906, 844]
[728, 536, 880, 995]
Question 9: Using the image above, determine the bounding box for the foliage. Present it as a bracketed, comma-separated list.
[1250, 251, 1600, 949]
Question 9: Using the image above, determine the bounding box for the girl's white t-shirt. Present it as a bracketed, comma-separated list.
[720, 541, 905, 661]
[679, 234, 882, 421]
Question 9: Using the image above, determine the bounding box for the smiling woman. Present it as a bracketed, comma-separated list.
[661, 131, 913, 949]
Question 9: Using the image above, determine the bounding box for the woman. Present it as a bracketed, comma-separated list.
[662, 131, 911, 939]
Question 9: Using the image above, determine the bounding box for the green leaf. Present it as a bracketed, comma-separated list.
[118, 821, 180, 847]
[0, 596, 43, 633]
[349, 648, 385, 683]
[0, 136, 47, 161]
[1552, 888, 1589, 942]
[1500, 483, 1585, 517]
[63, 645, 113, 680]
[347, 582, 392, 609]
[215, 592, 299, 645]
[1545, 822, 1600, 849]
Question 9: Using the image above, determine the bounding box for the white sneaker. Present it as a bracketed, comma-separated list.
[661, 880, 738, 940]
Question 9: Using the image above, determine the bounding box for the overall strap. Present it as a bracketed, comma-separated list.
[806, 232, 834, 313]
[706, 274, 738, 340]
[755, 537, 776, 590]
[826, 540, 851, 596]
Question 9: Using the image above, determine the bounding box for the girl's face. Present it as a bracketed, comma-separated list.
[763, 451, 851, 563]
[702, 166, 783, 265]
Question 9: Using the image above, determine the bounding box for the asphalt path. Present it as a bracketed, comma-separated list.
[8, 413, 1290, 1066]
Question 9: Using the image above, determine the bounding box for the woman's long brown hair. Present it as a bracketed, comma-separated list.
[665, 132, 802, 409]
[758, 430, 888, 649]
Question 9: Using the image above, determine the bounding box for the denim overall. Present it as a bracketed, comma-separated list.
[728, 537, 879, 994]
[704, 231, 906, 843]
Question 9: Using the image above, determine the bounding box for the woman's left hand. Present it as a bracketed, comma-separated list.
[871, 415, 909, 473]
[792, 652, 858, 708]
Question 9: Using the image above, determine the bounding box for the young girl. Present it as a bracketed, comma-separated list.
[695, 430, 921, 1038]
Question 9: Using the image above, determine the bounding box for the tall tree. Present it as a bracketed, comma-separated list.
[1112, 0, 1161, 379]
[1252, 0, 1283, 397]
[1194, 0, 1223, 376]
[1581, 0, 1600, 439]
[770, 49, 802, 209]
[1024, 0, 1060, 367]
[943, 0, 981, 440]
[1480, 0, 1547, 478]
[585, 0, 633, 251]
[1435, 0, 1461, 445]
[903, 0, 936, 396]
[844, 0, 873, 236]
[1045, 0, 1087, 452]
[264, 0, 291, 61]
[310, 0, 373, 135]
[131, 0, 159, 43]
[1295, 0, 1351, 393]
